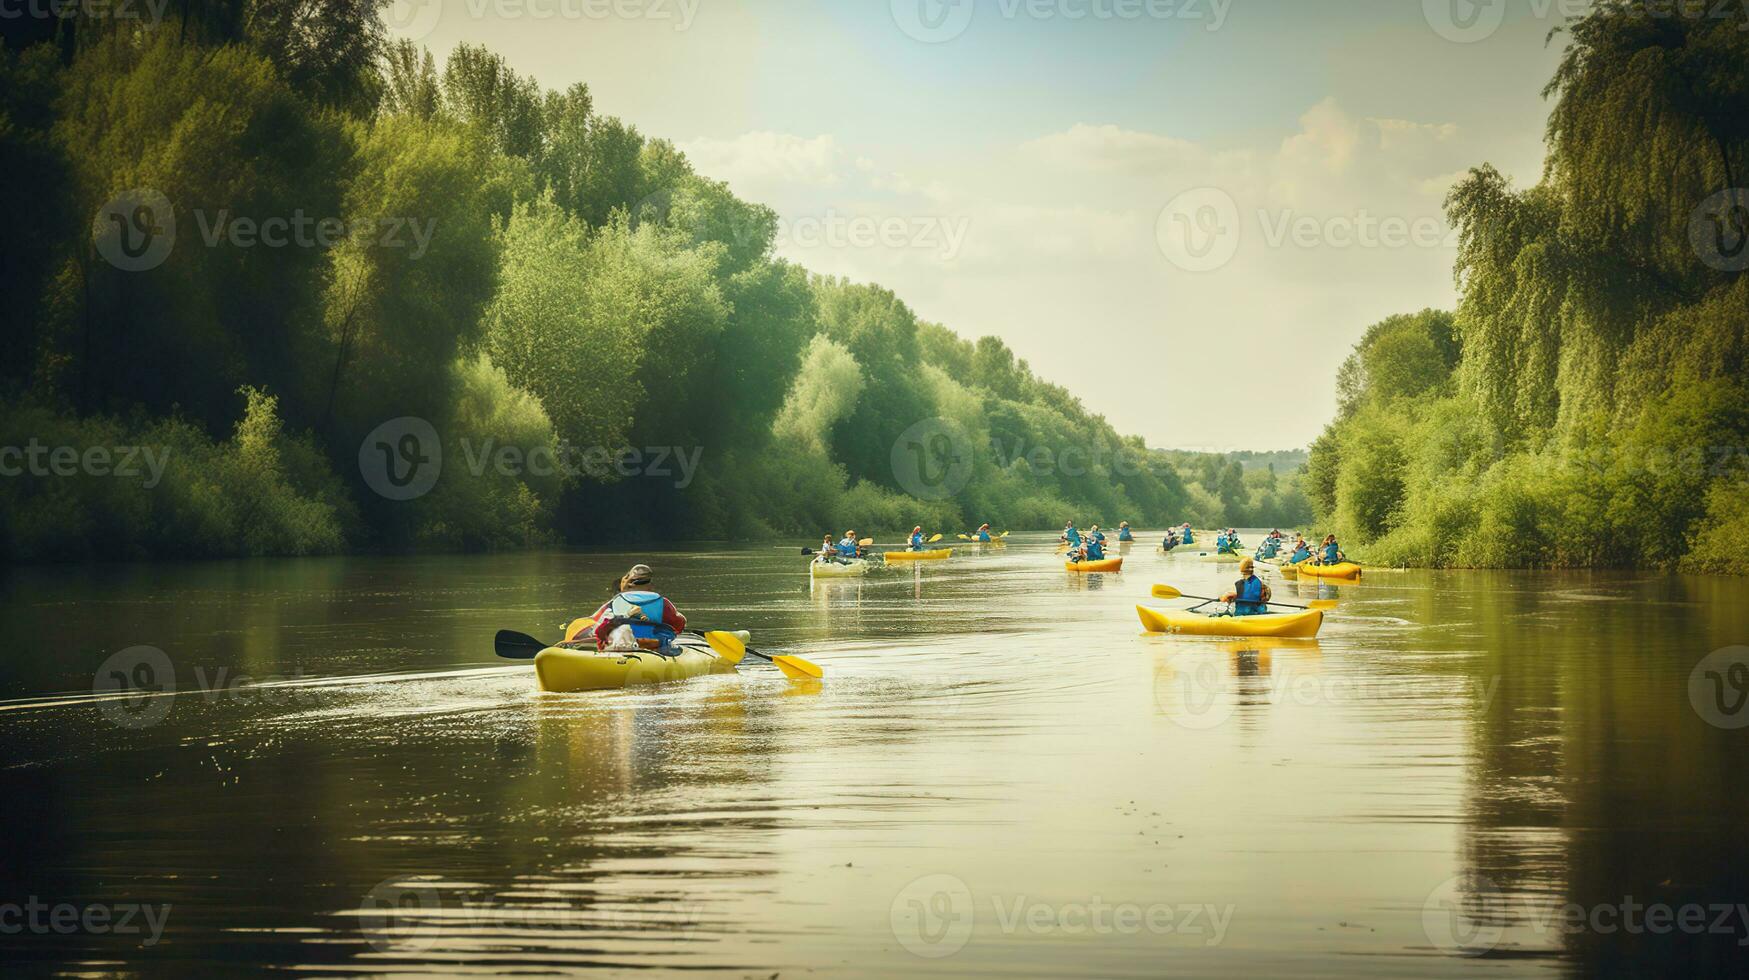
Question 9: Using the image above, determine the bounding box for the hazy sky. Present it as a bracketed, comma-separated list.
[390, 0, 1568, 450]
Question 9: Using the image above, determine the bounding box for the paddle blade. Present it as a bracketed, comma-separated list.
[494, 629, 549, 660]
[773, 654, 823, 680]
[928, 533, 943, 543]
[1000, 531, 1010, 537]
[957, 534, 971, 541]
[702, 630, 749, 666]
[1307, 599, 1339, 610]
[1151, 584, 1185, 600]
[859, 537, 874, 547]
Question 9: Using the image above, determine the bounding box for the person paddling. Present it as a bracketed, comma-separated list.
[837, 530, 861, 559]
[1318, 534, 1343, 565]
[909, 526, 927, 551]
[1062, 522, 1081, 550]
[589, 564, 687, 653]
[1220, 558, 1272, 617]
[1288, 535, 1312, 564]
[1117, 521, 1134, 542]
[976, 523, 993, 543]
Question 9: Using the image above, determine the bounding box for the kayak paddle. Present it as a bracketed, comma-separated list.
[927, 533, 943, 543]
[495, 629, 549, 659]
[497, 628, 824, 680]
[699, 631, 823, 679]
[1150, 583, 1336, 611]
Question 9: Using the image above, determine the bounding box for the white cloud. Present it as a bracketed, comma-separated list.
[1022, 123, 1210, 175]
[676, 132, 846, 193]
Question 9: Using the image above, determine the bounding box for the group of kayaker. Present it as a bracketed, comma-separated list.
[572, 523, 1351, 660]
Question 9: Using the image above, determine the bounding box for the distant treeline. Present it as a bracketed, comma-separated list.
[0, 3, 1271, 560]
[1307, 2, 1748, 572]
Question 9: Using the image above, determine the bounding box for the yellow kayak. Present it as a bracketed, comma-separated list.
[1296, 561, 1362, 580]
[1136, 605, 1323, 638]
[883, 548, 952, 561]
[1065, 557, 1123, 573]
[535, 635, 741, 693]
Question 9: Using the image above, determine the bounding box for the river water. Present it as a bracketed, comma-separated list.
[3, 534, 1747, 976]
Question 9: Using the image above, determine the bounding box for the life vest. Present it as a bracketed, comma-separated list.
[1182, 531, 1194, 544]
[1233, 575, 1267, 616]
[837, 538, 859, 557]
[602, 591, 675, 642]
[1118, 529, 1133, 541]
[1291, 546, 1311, 563]
[910, 532, 925, 550]
[977, 530, 991, 542]
[1085, 539, 1106, 560]
[1323, 542, 1340, 563]
[1065, 528, 1081, 546]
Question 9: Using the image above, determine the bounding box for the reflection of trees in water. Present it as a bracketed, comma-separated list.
[1440, 571, 1749, 972]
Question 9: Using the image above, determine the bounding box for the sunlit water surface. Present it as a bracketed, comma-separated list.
[3, 535, 1748, 976]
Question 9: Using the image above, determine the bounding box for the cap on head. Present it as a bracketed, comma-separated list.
[624, 563, 654, 587]
[1239, 558, 1255, 573]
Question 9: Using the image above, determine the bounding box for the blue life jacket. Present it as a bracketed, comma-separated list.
[604, 591, 676, 643]
[977, 530, 991, 542]
[837, 538, 858, 558]
[1323, 542, 1340, 563]
[1182, 530, 1194, 544]
[910, 532, 925, 550]
[1233, 575, 1267, 616]
[1085, 539, 1106, 561]
[1065, 528, 1081, 547]
[1290, 545, 1311, 563]
[1118, 528, 1133, 541]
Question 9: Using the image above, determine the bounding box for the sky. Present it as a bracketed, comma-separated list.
[389, 0, 1569, 450]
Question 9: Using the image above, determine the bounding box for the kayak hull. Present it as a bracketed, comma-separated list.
[1198, 552, 1244, 563]
[1066, 557, 1124, 573]
[1297, 561, 1362, 580]
[884, 548, 952, 561]
[810, 558, 870, 578]
[1136, 604, 1323, 638]
[535, 642, 730, 693]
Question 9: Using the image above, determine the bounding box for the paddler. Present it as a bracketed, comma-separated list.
[976, 523, 993, 542]
[1319, 534, 1343, 565]
[1083, 532, 1107, 562]
[909, 525, 927, 551]
[1062, 522, 1082, 549]
[1288, 535, 1312, 564]
[1220, 558, 1272, 617]
[817, 534, 837, 563]
[589, 564, 687, 652]
[1117, 521, 1134, 542]
[1180, 524, 1194, 545]
[837, 530, 862, 559]
[1163, 529, 1179, 550]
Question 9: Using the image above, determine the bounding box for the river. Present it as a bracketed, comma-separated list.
[3, 534, 1747, 976]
